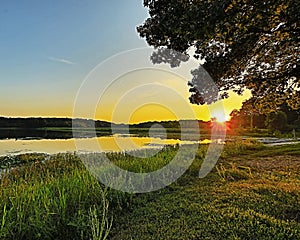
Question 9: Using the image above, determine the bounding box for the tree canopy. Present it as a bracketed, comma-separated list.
[229, 100, 299, 131]
[137, 0, 299, 109]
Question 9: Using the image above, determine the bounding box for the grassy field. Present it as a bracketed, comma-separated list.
[0, 140, 299, 239]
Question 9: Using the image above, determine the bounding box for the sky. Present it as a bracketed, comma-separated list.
[1, 1, 251, 123]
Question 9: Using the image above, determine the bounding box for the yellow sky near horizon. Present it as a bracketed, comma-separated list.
[92, 69, 252, 123]
[99, 89, 251, 124]
[2, 68, 251, 124]
[1, 90, 250, 124]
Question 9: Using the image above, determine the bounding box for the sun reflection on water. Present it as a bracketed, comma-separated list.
[0, 135, 212, 156]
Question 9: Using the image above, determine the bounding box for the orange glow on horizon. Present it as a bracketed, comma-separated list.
[2, 81, 251, 124]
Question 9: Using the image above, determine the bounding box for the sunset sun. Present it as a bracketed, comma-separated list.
[212, 112, 230, 123]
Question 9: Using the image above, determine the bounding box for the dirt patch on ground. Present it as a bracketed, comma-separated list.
[241, 155, 300, 172]
[223, 154, 300, 172]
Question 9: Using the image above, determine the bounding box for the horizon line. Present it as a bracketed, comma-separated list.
[0, 115, 219, 124]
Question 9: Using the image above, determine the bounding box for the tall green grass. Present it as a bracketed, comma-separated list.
[0, 154, 114, 240]
[0, 140, 299, 239]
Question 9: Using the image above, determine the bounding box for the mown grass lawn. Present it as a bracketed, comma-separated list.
[0, 140, 299, 239]
[109, 142, 300, 240]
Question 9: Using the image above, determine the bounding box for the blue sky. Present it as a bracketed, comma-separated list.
[0, 1, 149, 118]
[0, 1, 250, 122]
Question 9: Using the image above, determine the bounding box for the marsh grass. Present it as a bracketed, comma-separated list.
[107, 146, 179, 173]
[0, 153, 48, 170]
[222, 137, 266, 157]
[88, 195, 112, 240]
[0, 140, 299, 239]
[0, 154, 115, 239]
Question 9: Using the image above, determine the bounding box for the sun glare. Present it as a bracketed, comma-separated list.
[212, 113, 230, 123]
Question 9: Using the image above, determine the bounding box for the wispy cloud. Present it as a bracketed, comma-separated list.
[48, 57, 76, 65]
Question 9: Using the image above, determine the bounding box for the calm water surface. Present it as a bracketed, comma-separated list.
[0, 134, 211, 156]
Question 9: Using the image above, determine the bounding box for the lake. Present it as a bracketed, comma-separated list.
[0, 134, 210, 156]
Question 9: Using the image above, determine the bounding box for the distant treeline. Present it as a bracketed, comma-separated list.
[0, 117, 111, 129]
[0, 117, 211, 130]
[0, 117, 214, 140]
[131, 120, 210, 130]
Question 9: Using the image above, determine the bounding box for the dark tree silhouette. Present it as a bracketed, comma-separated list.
[137, 0, 299, 109]
[266, 111, 288, 131]
[229, 99, 299, 131]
